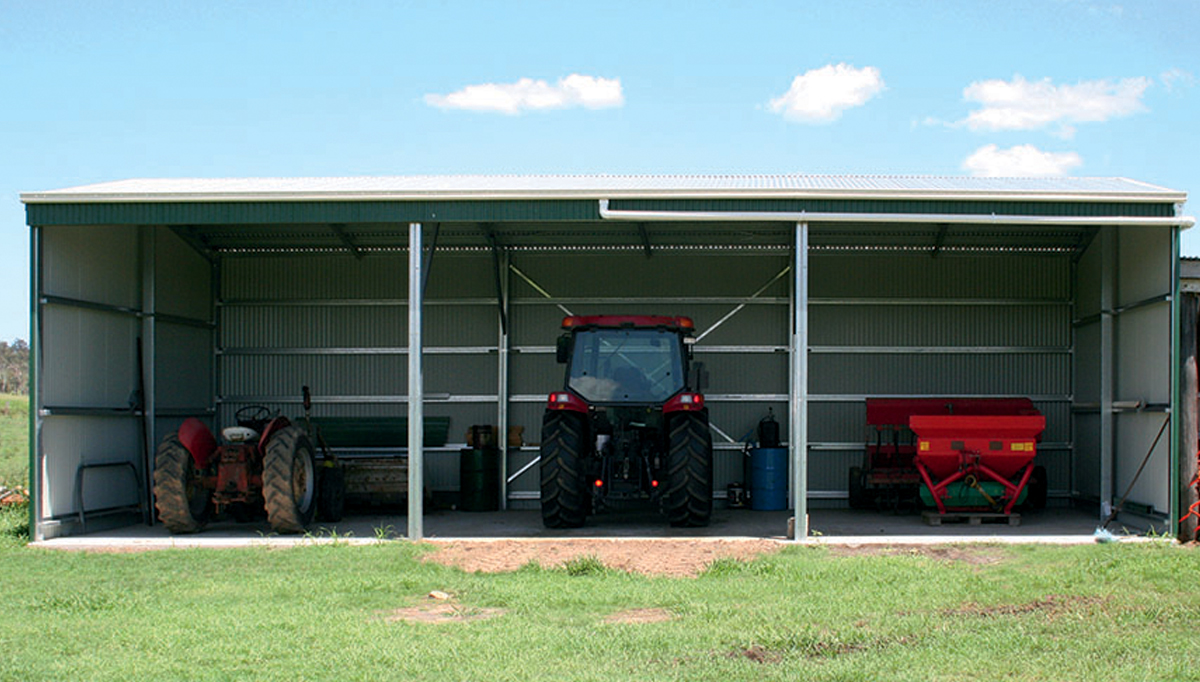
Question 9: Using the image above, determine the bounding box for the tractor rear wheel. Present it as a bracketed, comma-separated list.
[540, 410, 588, 528]
[153, 433, 210, 533]
[666, 411, 713, 527]
[263, 425, 317, 533]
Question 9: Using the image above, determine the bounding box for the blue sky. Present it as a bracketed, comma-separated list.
[1, 0, 1197, 342]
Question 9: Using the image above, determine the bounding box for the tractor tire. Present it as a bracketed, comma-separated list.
[263, 425, 318, 534]
[848, 466, 869, 510]
[153, 433, 210, 534]
[318, 464, 346, 522]
[666, 411, 713, 527]
[540, 410, 589, 528]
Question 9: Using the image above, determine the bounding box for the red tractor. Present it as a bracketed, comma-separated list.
[541, 315, 713, 528]
[153, 406, 318, 534]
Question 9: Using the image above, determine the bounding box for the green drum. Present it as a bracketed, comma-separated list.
[459, 447, 500, 512]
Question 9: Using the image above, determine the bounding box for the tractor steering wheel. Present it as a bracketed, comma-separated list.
[235, 405, 273, 429]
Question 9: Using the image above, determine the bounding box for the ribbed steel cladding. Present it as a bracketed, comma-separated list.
[810, 253, 1070, 300]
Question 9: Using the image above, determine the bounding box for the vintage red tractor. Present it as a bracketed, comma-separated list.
[153, 406, 317, 534]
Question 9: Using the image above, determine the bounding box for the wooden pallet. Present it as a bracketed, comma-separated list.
[922, 511, 1021, 527]
[343, 458, 409, 506]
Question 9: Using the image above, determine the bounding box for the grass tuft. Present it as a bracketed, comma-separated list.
[0, 394, 28, 488]
[0, 498, 29, 546]
[561, 554, 611, 577]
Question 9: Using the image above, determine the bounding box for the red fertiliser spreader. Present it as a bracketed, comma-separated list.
[852, 398, 1048, 516]
[910, 401, 1045, 515]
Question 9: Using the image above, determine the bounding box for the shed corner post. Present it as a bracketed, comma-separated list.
[28, 224, 43, 541]
[791, 221, 809, 541]
[1170, 225, 1186, 539]
[1180, 287, 1199, 542]
[407, 222, 424, 541]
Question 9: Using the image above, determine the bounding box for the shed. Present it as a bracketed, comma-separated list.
[20, 175, 1194, 540]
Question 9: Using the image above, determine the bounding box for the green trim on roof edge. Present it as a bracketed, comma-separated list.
[25, 197, 1178, 227]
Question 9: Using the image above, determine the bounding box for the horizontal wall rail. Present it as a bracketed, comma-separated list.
[42, 295, 141, 318]
[810, 394, 1072, 402]
[810, 346, 1071, 354]
[40, 407, 142, 417]
[811, 298, 1071, 306]
[42, 296, 213, 328]
[219, 346, 497, 356]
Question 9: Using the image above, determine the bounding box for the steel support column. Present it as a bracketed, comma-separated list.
[498, 249, 511, 510]
[140, 226, 156, 525]
[407, 222, 424, 540]
[790, 221, 809, 540]
[1099, 227, 1115, 520]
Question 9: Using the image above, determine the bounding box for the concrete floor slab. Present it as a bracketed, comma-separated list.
[33, 506, 1131, 551]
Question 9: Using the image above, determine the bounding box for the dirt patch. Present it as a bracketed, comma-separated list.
[730, 645, 783, 664]
[421, 538, 783, 577]
[380, 592, 505, 624]
[603, 607, 674, 624]
[941, 594, 1104, 619]
[0, 487, 27, 507]
[823, 543, 1010, 565]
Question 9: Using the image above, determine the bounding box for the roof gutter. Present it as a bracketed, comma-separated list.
[597, 200, 1195, 229]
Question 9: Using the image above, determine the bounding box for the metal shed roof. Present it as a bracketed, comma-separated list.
[21, 174, 1188, 204]
[21, 174, 1191, 257]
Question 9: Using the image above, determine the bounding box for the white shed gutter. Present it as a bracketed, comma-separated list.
[598, 199, 1193, 542]
[597, 199, 1195, 228]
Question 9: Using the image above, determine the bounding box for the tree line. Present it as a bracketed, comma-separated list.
[0, 340, 29, 395]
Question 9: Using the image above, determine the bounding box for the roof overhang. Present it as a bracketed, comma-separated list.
[21, 175, 1192, 257]
[21, 174, 1190, 205]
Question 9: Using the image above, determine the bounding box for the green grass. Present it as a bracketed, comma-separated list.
[0, 393, 28, 488]
[0, 540, 1196, 681]
[0, 393, 1196, 679]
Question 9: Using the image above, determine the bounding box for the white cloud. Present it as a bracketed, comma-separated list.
[962, 144, 1083, 177]
[962, 75, 1149, 137]
[425, 74, 624, 114]
[768, 63, 884, 123]
[1160, 68, 1196, 92]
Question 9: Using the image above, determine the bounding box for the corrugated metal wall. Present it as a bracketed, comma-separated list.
[808, 252, 1074, 503]
[218, 252, 502, 497]
[1072, 226, 1174, 525]
[36, 226, 212, 536]
[35, 219, 1179, 535]
[216, 245, 1078, 509]
[39, 226, 142, 523]
[152, 228, 214, 440]
[1113, 228, 1172, 517]
[218, 249, 793, 503]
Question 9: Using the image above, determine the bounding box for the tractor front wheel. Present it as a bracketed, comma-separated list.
[263, 425, 317, 533]
[153, 434, 210, 533]
[540, 410, 588, 528]
[666, 411, 713, 527]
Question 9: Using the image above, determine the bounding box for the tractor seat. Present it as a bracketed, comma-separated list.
[222, 426, 259, 443]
